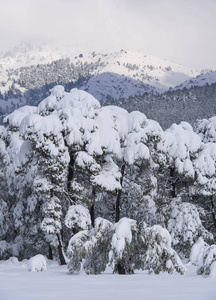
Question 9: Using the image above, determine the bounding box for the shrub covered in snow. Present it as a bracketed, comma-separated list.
[190, 237, 209, 266]
[67, 218, 113, 274]
[197, 244, 216, 277]
[82, 218, 113, 274]
[137, 223, 186, 275]
[67, 217, 185, 275]
[67, 230, 90, 274]
[109, 218, 137, 274]
[27, 254, 47, 272]
[109, 219, 185, 275]
[167, 198, 213, 257]
[0, 240, 11, 258]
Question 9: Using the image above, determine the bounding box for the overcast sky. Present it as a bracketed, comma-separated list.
[0, 0, 215, 71]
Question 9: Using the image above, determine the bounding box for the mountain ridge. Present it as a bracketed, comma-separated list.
[0, 41, 199, 107]
[1, 41, 216, 127]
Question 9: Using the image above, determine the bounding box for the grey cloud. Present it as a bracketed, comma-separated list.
[0, 0, 216, 70]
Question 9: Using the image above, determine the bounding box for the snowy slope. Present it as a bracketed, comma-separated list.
[79, 49, 199, 100]
[83, 50, 198, 89]
[173, 70, 216, 90]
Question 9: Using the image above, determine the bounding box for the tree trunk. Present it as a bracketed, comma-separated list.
[115, 262, 126, 274]
[210, 195, 216, 233]
[115, 164, 126, 223]
[90, 187, 96, 227]
[169, 167, 177, 198]
[57, 233, 66, 265]
[90, 204, 95, 228]
[48, 246, 53, 260]
[67, 154, 75, 191]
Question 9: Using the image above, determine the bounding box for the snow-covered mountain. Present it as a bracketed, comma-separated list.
[0, 41, 199, 106]
[80, 49, 199, 101]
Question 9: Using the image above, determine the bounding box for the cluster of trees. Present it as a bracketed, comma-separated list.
[110, 83, 216, 129]
[1, 86, 216, 275]
[12, 58, 105, 90]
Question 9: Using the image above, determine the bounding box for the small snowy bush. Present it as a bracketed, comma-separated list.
[109, 218, 137, 274]
[167, 198, 213, 258]
[137, 223, 186, 275]
[190, 237, 209, 266]
[83, 218, 113, 274]
[0, 240, 11, 259]
[27, 254, 47, 272]
[197, 245, 216, 277]
[67, 230, 90, 274]
[67, 218, 113, 274]
[109, 218, 185, 275]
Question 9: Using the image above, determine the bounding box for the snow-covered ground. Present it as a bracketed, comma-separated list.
[0, 258, 216, 300]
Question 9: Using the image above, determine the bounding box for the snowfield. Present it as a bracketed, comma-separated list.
[0, 259, 216, 300]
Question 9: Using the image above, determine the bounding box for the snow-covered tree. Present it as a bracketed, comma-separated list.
[193, 117, 216, 236]
[136, 222, 186, 274]
[195, 116, 216, 143]
[167, 198, 213, 257]
[19, 113, 70, 263]
[197, 244, 216, 277]
[0, 126, 9, 240]
[65, 204, 92, 234]
[157, 122, 202, 199]
[67, 217, 113, 274]
[109, 218, 137, 274]
[190, 237, 209, 266]
[94, 108, 164, 225]
[2, 106, 40, 259]
[155, 122, 212, 257]
[192, 142, 216, 237]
